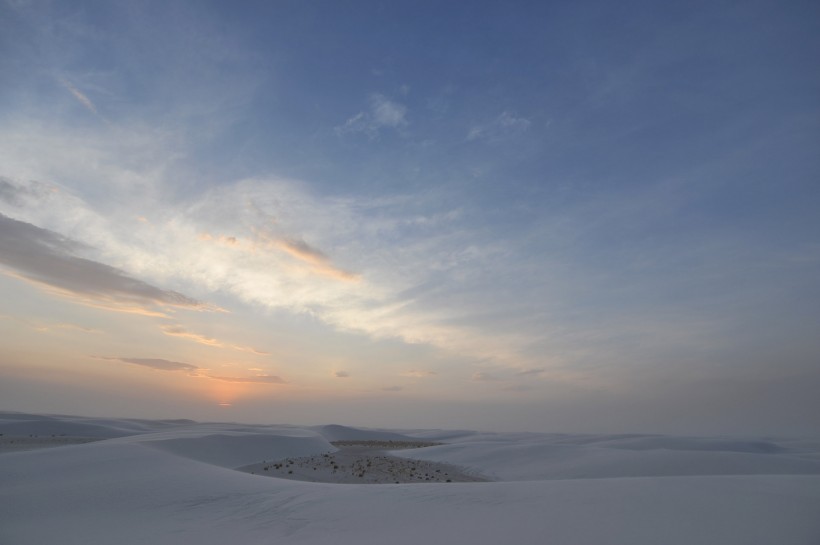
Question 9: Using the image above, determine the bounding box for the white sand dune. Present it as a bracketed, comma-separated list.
[1, 412, 819, 545]
[311, 424, 419, 442]
[138, 428, 334, 468]
[396, 432, 820, 481]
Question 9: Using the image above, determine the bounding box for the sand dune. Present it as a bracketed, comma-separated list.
[396, 433, 820, 481]
[311, 424, 420, 442]
[1, 412, 819, 545]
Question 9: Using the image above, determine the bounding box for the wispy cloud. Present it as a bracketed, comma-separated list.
[104, 357, 199, 372]
[516, 368, 546, 377]
[208, 374, 286, 384]
[198, 233, 242, 248]
[0, 213, 213, 316]
[58, 78, 99, 116]
[39, 322, 100, 334]
[160, 324, 269, 355]
[273, 236, 360, 282]
[402, 370, 437, 378]
[0, 178, 57, 207]
[0, 172, 533, 371]
[335, 370, 351, 378]
[336, 93, 407, 138]
[471, 371, 502, 382]
[201, 226, 361, 282]
[102, 356, 285, 384]
[467, 111, 531, 142]
[0, 313, 100, 334]
[370, 94, 407, 127]
[160, 324, 222, 347]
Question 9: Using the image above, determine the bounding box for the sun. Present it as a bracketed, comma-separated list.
[202, 377, 246, 407]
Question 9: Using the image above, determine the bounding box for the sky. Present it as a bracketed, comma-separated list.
[1, 0, 818, 436]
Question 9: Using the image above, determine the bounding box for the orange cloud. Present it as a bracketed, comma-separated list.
[277, 237, 360, 281]
[207, 374, 286, 384]
[161, 324, 222, 347]
[160, 324, 269, 355]
[267, 234, 360, 282]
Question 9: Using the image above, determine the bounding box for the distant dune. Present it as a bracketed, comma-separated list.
[1, 412, 819, 544]
[310, 423, 420, 442]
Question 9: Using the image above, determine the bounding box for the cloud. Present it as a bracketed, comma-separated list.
[101, 356, 285, 384]
[271, 236, 360, 282]
[381, 385, 403, 391]
[198, 232, 242, 248]
[402, 370, 437, 378]
[2, 166, 524, 369]
[105, 357, 199, 372]
[0, 213, 212, 316]
[58, 78, 99, 116]
[160, 324, 270, 355]
[277, 237, 327, 262]
[0, 178, 55, 207]
[160, 324, 222, 347]
[236, 346, 270, 356]
[472, 372, 502, 382]
[516, 368, 546, 376]
[207, 374, 286, 384]
[335, 370, 351, 378]
[370, 94, 407, 127]
[0, 174, 528, 370]
[336, 93, 407, 138]
[42, 322, 100, 334]
[0, 314, 100, 334]
[336, 112, 370, 135]
[467, 111, 531, 142]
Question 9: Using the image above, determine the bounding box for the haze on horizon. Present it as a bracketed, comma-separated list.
[1, 0, 818, 437]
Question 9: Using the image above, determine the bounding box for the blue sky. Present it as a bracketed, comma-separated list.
[1, 0, 818, 435]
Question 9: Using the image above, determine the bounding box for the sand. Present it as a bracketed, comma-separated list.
[2, 412, 820, 545]
[0, 435, 100, 453]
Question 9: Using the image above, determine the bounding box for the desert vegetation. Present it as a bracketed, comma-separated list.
[239, 439, 485, 484]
